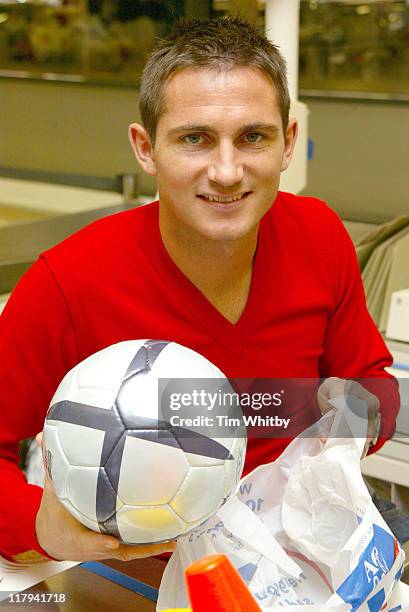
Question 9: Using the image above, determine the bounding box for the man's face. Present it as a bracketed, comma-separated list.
[132, 66, 296, 243]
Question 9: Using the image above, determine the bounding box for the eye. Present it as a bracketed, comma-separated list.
[183, 134, 204, 145]
[244, 132, 263, 143]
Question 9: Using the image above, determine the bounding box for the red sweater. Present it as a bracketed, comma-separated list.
[0, 193, 398, 561]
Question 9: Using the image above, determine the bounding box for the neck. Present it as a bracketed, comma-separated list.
[159, 209, 258, 323]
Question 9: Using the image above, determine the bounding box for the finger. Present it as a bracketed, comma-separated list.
[80, 531, 121, 552]
[343, 382, 379, 421]
[112, 540, 177, 561]
[317, 377, 346, 414]
[318, 377, 346, 400]
[345, 380, 365, 398]
[317, 398, 334, 415]
[76, 529, 177, 556]
[36, 432, 43, 447]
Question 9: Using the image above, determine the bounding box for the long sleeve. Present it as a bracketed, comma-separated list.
[318, 210, 399, 453]
[0, 258, 78, 560]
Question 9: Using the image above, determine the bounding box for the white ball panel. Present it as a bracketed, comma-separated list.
[117, 436, 189, 505]
[209, 361, 228, 378]
[116, 372, 161, 421]
[42, 423, 69, 499]
[66, 387, 119, 411]
[66, 466, 99, 521]
[49, 365, 80, 409]
[57, 422, 105, 467]
[170, 465, 226, 523]
[77, 340, 146, 391]
[52, 340, 148, 410]
[184, 452, 225, 468]
[153, 343, 226, 379]
[51, 371, 119, 412]
[117, 504, 185, 544]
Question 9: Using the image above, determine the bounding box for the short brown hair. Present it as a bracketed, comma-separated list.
[139, 16, 290, 143]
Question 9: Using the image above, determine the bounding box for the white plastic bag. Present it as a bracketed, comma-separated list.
[157, 397, 406, 611]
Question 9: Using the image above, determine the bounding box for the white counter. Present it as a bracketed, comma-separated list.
[0, 177, 122, 215]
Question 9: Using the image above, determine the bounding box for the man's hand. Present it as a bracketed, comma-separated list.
[317, 377, 381, 457]
[35, 433, 176, 562]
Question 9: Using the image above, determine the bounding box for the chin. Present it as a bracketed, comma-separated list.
[196, 221, 257, 243]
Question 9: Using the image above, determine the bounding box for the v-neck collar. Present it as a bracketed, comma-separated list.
[145, 202, 274, 356]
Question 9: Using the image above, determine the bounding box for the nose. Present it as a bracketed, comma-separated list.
[207, 141, 244, 186]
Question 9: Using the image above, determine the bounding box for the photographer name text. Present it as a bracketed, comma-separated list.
[169, 414, 291, 428]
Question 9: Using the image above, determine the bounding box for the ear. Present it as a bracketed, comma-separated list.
[128, 123, 157, 176]
[281, 118, 298, 173]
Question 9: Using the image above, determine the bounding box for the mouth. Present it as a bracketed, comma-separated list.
[197, 192, 251, 209]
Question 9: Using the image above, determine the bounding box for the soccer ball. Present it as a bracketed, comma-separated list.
[42, 339, 246, 544]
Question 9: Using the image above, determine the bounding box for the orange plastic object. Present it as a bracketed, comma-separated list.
[185, 553, 261, 611]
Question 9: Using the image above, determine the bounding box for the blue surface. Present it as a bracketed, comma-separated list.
[81, 561, 159, 602]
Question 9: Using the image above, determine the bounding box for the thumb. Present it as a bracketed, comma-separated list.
[84, 530, 120, 551]
[317, 377, 346, 414]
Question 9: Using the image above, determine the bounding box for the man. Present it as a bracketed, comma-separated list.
[0, 16, 398, 565]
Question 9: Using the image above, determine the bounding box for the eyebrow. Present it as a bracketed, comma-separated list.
[168, 123, 280, 136]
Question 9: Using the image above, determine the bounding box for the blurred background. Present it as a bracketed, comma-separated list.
[0, 0, 408, 220]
